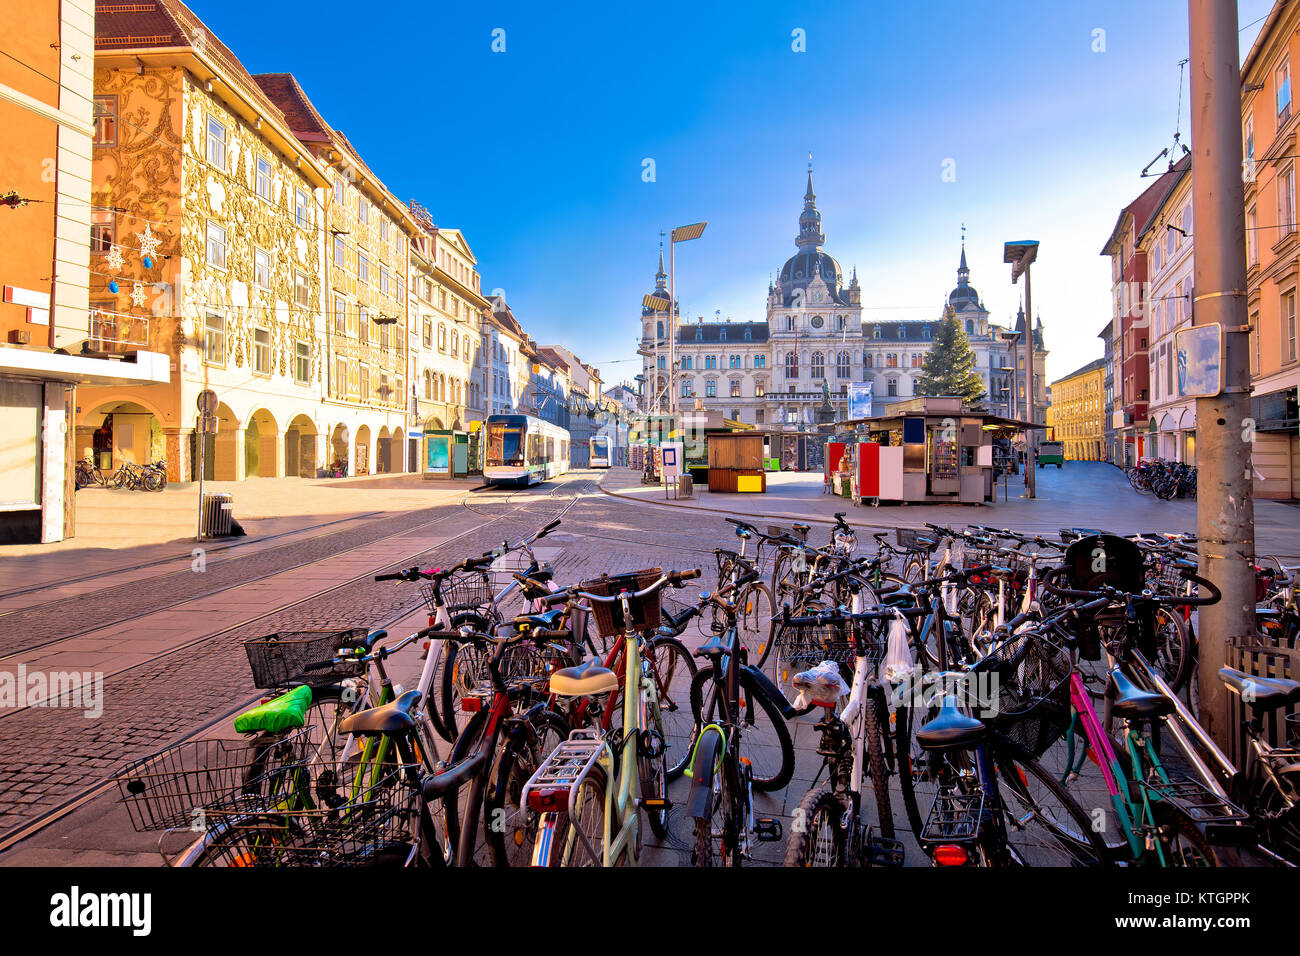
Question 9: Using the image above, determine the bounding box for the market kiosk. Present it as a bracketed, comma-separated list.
[836, 397, 1040, 505]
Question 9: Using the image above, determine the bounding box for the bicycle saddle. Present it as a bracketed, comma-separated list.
[339, 689, 422, 737]
[692, 634, 730, 660]
[1107, 669, 1173, 721]
[549, 658, 618, 697]
[793, 523, 811, 535]
[1217, 667, 1300, 711]
[915, 695, 987, 751]
[514, 608, 567, 631]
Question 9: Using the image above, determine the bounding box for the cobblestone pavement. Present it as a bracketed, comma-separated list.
[1, 467, 1284, 865]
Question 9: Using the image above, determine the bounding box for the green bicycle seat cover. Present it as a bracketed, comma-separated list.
[234, 684, 312, 735]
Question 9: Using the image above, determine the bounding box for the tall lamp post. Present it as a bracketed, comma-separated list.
[668, 222, 707, 417]
[642, 293, 672, 415]
[1004, 241, 1040, 497]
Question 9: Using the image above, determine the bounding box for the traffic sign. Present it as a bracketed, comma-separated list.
[197, 388, 218, 416]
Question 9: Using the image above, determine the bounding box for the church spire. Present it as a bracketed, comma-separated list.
[957, 224, 969, 283]
[796, 158, 825, 250]
[655, 241, 667, 291]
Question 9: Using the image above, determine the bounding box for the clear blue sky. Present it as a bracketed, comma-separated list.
[193, 0, 1274, 385]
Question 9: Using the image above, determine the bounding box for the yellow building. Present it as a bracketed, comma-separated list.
[81, 1, 332, 482]
[256, 71, 420, 477]
[1046, 358, 1107, 461]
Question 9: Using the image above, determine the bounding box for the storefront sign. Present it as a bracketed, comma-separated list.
[1176, 324, 1223, 398]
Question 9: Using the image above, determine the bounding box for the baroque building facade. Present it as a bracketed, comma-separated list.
[638, 171, 1046, 427]
[80, 2, 332, 484]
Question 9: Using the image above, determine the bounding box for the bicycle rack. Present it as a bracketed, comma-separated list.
[519, 728, 606, 816]
[1140, 775, 1255, 846]
[921, 786, 985, 843]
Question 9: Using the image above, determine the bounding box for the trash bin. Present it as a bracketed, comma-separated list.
[201, 492, 234, 537]
[677, 474, 694, 499]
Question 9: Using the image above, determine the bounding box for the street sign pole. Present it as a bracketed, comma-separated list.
[1188, 0, 1256, 748]
[196, 389, 217, 542]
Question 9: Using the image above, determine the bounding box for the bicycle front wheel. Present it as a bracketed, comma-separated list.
[783, 787, 848, 867]
[689, 666, 794, 793]
[647, 635, 698, 781]
[736, 582, 778, 669]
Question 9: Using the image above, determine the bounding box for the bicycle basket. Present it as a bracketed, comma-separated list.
[424, 569, 494, 614]
[114, 730, 316, 832]
[970, 632, 1073, 759]
[200, 766, 420, 867]
[896, 528, 938, 553]
[773, 618, 886, 693]
[580, 568, 663, 639]
[242, 629, 367, 689]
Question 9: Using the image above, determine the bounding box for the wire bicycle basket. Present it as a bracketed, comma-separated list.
[114, 730, 316, 832]
[242, 629, 368, 689]
[200, 765, 421, 867]
[970, 631, 1073, 759]
[423, 569, 495, 615]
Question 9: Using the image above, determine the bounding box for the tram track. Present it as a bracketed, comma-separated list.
[0, 477, 592, 850]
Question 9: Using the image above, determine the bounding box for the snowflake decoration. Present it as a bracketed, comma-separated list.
[136, 224, 161, 261]
[130, 281, 147, 308]
[106, 244, 124, 271]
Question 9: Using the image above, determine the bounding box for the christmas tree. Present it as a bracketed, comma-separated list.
[914, 306, 986, 404]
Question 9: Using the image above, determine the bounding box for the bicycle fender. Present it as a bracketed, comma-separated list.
[684, 728, 724, 819]
[741, 664, 797, 719]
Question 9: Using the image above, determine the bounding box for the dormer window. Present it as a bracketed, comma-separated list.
[923, 326, 932, 339]
[695, 327, 703, 340]
[720, 328, 727, 340]
[744, 328, 752, 340]
[899, 326, 907, 339]
[873, 325, 881, 339]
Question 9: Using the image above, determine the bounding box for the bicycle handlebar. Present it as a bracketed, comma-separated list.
[1043, 570, 1222, 606]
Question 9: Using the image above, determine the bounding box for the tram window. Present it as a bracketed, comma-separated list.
[546, 436, 555, 459]
[528, 433, 541, 465]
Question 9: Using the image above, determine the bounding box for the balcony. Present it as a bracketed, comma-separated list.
[87, 310, 150, 355]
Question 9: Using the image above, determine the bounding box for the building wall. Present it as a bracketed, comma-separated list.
[1243, 3, 1300, 499]
[1047, 365, 1104, 460]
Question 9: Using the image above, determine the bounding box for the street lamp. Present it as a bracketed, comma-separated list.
[1004, 240, 1040, 498]
[642, 292, 671, 414]
[668, 222, 707, 417]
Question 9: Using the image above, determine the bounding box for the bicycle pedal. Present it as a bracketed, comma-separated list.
[639, 797, 673, 812]
[753, 818, 783, 842]
[869, 835, 906, 867]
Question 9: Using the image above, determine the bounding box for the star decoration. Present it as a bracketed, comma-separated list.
[130, 281, 147, 308]
[136, 223, 161, 261]
[106, 245, 124, 271]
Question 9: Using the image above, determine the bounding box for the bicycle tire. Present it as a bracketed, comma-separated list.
[143, 470, 164, 492]
[642, 686, 671, 841]
[689, 665, 794, 792]
[737, 581, 778, 669]
[435, 611, 495, 742]
[1256, 768, 1300, 865]
[783, 787, 849, 866]
[861, 686, 895, 841]
[557, 761, 607, 866]
[992, 737, 1111, 867]
[691, 749, 743, 867]
[484, 709, 569, 867]
[647, 635, 698, 782]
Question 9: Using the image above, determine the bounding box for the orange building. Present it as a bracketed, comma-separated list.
[1242, 0, 1300, 498]
[0, 0, 168, 542]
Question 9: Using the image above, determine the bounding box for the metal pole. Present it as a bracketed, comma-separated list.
[669, 240, 676, 418]
[196, 428, 205, 541]
[1024, 271, 1036, 497]
[1189, 0, 1255, 748]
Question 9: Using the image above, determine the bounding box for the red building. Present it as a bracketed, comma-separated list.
[1100, 168, 1180, 465]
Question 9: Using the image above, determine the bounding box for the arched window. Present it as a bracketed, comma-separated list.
[744, 327, 752, 340]
[966, 320, 974, 334]
[887, 377, 899, 397]
[683, 356, 693, 370]
[836, 350, 851, 378]
[864, 352, 873, 368]
[912, 353, 922, 368]
[656, 321, 664, 338]
[755, 378, 766, 397]
[810, 352, 825, 378]
[785, 351, 799, 379]
[423, 369, 432, 400]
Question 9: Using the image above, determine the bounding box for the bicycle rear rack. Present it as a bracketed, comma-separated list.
[519, 729, 606, 816]
[921, 786, 985, 843]
[1141, 774, 1255, 846]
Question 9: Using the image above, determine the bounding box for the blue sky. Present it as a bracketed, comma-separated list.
[195, 0, 1274, 385]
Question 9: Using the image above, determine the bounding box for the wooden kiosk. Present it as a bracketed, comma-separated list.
[706, 431, 768, 493]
